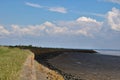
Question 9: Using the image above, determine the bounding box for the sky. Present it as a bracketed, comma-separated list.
[0, 0, 120, 49]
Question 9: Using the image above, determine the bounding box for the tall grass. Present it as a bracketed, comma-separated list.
[0, 47, 30, 80]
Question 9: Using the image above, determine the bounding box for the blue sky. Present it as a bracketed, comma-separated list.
[0, 0, 120, 49]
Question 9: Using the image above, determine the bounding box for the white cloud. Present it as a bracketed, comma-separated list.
[48, 7, 67, 13]
[11, 25, 36, 36]
[75, 17, 102, 37]
[54, 17, 102, 37]
[107, 7, 120, 31]
[77, 16, 98, 23]
[42, 21, 69, 35]
[25, 2, 67, 13]
[25, 2, 42, 8]
[9, 22, 68, 36]
[56, 16, 102, 37]
[0, 26, 10, 35]
[0, 17, 102, 38]
[105, 0, 120, 4]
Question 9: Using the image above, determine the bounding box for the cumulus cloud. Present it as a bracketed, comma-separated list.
[48, 7, 67, 13]
[107, 7, 120, 31]
[0, 16, 102, 38]
[56, 16, 102, 37]
[77, 17, 98, 23]
[105, 0, 120, 4]
[25, 2, 67, 13]
[9, 22, 68, 36]
[25, 2, 42, 8]
[4, 16, 102, 37]
[0, 26, 10, 38]
[74, 17, 102, 37]
[42, 22, 68, 34]
[11, 25, 38, 36]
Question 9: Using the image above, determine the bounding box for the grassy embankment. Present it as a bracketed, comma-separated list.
[0, 46, 30, 80]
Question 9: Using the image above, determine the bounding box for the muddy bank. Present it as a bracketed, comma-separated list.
[35, 60, 64, 80]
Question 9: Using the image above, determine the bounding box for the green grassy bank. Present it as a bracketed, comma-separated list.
[0, 47, 30, 80]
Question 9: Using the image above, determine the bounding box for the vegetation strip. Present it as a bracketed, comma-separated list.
[0, 46, 30, 80]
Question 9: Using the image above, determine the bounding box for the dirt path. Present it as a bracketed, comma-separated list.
[19, 53, 64, 80]
[19, 54, 36, 80]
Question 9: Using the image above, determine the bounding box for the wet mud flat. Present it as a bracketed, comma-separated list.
[35, 51, 83, 80]
[32, 47, 120, 80]
[48, 52, 120, 80]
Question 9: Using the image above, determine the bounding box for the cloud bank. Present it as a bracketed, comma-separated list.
[0, 7, 120, 38]
[0, 17, 102, 38]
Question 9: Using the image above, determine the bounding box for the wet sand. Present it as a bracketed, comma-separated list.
[48, 52, 120, 80]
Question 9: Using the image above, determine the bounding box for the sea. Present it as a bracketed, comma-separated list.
[95, 49, 120, 56]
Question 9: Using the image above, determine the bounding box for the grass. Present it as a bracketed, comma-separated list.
[0, 46, 30, 80]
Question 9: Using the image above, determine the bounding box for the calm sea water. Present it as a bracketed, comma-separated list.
[95, 50, 120, 56]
